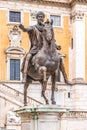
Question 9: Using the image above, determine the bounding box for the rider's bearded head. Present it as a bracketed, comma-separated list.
[36, 11, 45, 25]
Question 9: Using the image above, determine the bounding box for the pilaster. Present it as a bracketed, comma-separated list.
[70, 9, 85, 81]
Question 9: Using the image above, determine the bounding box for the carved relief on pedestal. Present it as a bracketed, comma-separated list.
[8, 25, 21, 47]
[7, 107, 21, 123]
[61, 111, 87, 119]
[70, 10, 84, 22]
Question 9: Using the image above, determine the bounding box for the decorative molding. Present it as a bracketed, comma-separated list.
[38, 1, 70, 8]
[13, 0, 71, 8]
[71, 0, 87, 3]
[30, 10, 37, 20]
[8, 25, 22, 47]
[43, 0, 70, 3]
[5, 46, 25, 55]
[30, 10, 37, 25]
[5, 46, 25, 61]
[7, 108, 21, 123]
[1, 0, 87, 10]
[70, 0, 87, 8]
[61, 111, 87, 119]
[70, 10, 84, 22]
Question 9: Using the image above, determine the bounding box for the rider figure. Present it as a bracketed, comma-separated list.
[19, 11, 45, 82]
[19, 11, 70, 84]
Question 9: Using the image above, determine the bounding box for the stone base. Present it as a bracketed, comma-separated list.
[16, 105, 87, 130]
[16, 105, 69, 130]
[72, 78, 85, 83]
[6, 123, 21, 130]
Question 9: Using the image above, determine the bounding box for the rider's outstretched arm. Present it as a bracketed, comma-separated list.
[19, 24, 34, 32]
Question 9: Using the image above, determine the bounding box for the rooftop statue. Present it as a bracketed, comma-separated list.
[19, 11, 72, 106]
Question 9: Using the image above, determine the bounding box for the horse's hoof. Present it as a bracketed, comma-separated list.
[24, 104, 27, 106]
[24, 103, 27, 106]
[65, 80, 73, 85]
[46, 101, 49, 105]
[52, 101, 56, 105]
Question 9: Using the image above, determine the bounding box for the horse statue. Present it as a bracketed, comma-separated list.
[23, 21, 60, 106]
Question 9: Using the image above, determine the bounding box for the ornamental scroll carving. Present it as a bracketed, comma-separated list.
[8, 25, 21, 47]
[70, 10, 84, 22]
[61, 111, 87, 119]
[30, 11, 37, 20]
[7, 107, 21, 123]
[30, 11, 37, 25]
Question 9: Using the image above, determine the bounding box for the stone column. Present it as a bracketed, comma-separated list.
[70, 10, 85, 81]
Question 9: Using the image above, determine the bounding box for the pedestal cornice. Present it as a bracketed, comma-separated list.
[16, 105, 69, 114]
[16, 105, 87, 119]
[16, 105, 69, 120]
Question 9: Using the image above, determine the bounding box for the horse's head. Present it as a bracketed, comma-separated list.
[42, 20, 54, 43]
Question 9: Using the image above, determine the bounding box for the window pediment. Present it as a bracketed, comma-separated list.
[5, 46, 25, 55]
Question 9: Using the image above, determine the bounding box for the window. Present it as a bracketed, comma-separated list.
[68, 92, 70, 98]
[6, 46, 25, 81]
[10, 59, 20, 80]
[9, 11, 21, 23]
[50, 15, 61, 26]
[71, 38, 73, 49]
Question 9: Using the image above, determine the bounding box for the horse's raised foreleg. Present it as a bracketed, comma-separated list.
[51, 71, 57, 105]
[39, 66, 47, 81]
[24, 82, 29, 106]
[40, 81, 49, 104]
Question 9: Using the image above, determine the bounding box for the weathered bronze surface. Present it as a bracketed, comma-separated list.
[19, 11, 71, 106]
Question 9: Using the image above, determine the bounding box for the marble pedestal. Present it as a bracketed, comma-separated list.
[16, 105, 87, 130]
[16, 105, 69, 130]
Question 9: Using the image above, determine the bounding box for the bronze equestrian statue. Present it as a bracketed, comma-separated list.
[19, 11, 71, 106]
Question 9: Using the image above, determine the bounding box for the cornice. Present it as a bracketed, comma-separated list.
[70, 10, 84, 23]
[71, 0, 87, 7]
[26, 0, 87, 7]
[71, 0, 87, 2]
[1, 0, 87, 8]
[23, 0, 71, 8]
[0, 0, 71, 8]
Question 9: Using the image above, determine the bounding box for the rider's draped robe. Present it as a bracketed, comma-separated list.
[21, 24, 43, 72]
